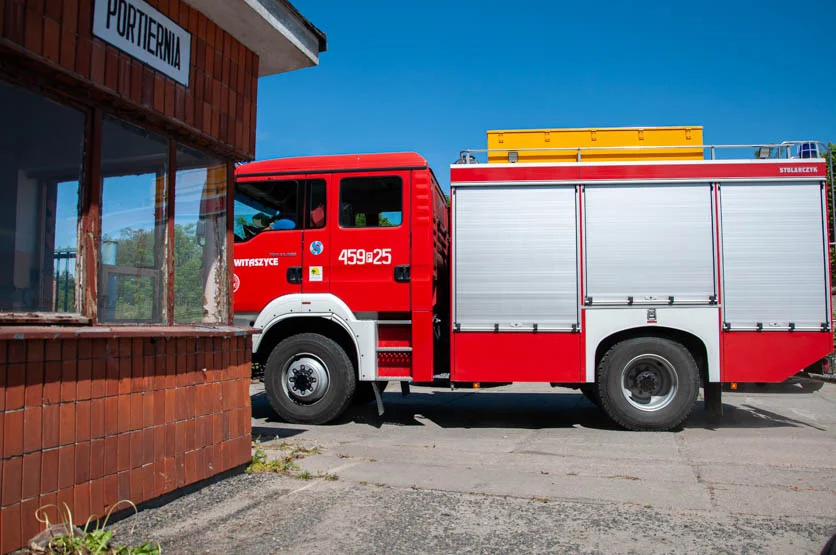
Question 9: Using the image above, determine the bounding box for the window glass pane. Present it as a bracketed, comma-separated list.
[339, 176, 402, 228]
[100, 117, 168, 323]
[233, 180, 301, 241]
[55, 182, 80, 312]
[306, 179, 327, 229]
[0, 80, 85, 313]
[174, 145, 227, 324]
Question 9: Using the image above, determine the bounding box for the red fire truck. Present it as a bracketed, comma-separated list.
[232, 136, 833, 431]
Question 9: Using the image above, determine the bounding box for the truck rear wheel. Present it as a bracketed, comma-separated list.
[264, 333, 356, 424]
[597, 337, 699, 431]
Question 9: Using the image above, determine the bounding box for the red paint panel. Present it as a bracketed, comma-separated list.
[238, 153, 430, 178]
[722, 331, 833, 382]
[581, 163, 823, 181]
[411, 310, 434, 382]
[327, 170, 412, 313]
[410, 169, 434, 312]
[451, 164, 580, 184]
[377, 351, 411, 378]
[452, 333, 583, 382]
[451, 160, 826, 184]
[232, 171, 304, 315]
[378, 326, 410, 348]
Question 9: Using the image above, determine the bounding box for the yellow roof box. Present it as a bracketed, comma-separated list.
[486, 126, 704, 164]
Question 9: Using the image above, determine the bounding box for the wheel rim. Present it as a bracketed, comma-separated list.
[620, 354, 678, 412]
[282, 353, 330, 404]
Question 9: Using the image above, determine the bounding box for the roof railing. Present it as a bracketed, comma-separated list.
[456, 140, 830, 164]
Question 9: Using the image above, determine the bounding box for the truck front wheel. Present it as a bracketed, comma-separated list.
[264, 333, 356, 424]
[597, 337, 699, 431]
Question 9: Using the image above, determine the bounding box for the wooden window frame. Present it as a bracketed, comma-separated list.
[0, 82, 235, 327]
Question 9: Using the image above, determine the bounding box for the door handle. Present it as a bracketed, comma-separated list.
[287, 266, 302, 284]
[394, 265, 410, 283]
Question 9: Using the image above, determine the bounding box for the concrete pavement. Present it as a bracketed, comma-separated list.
[113, 381, 836, 554]
[253, 381, 836, 520]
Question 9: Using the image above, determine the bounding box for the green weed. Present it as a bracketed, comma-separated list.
[247, 441, 332, 481]
[27, 500, 159, 554]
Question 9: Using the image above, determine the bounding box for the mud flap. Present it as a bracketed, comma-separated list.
[371, 381, 384, 416]
[704, 382, 723, 417]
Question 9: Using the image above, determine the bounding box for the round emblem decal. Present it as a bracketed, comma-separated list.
[310, 241, 324, 256]
[233, 274, 240, 293]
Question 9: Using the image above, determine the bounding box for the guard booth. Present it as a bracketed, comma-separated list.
[0, 1, 326, 552]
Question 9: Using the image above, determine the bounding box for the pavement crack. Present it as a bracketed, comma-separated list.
[674, 433, 717, 509]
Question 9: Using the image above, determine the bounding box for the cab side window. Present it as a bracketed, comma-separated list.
[306, 179, 327, 229]
[233, 180, 300, 242]
[339, 176, 402, 228]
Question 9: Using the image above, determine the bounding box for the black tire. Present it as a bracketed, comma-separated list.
[352, 381, 388, 405]
[263, 333, 356, 424]
[597, 337, 699, 431]
[579, 384, 599, 406]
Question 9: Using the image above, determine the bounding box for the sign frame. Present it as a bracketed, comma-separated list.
[93, 0, 192, 87]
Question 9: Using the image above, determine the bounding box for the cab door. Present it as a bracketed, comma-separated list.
[232, 176, 304, 314]
[329, 171, 411, 313]
[301, 176, 330, 293]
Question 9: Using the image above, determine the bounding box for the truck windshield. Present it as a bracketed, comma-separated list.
[234, 180, 301, 242]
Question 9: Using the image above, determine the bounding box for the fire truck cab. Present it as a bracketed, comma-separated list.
[233, 131, 833, 431]
[233, 153, 450, 424]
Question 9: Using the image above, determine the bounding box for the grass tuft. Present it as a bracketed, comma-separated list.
[26, 500, 159, 554]
[247, 441, 334, 481]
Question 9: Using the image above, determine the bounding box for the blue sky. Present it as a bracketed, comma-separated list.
[255, 0, 835, 191]
[55, 170, 212, 251]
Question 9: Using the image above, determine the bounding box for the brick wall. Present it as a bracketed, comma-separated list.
[0, 332, 253, 553]
[0, 0, 260, 158]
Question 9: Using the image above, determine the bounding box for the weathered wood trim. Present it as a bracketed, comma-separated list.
[225, 160, 235, 324]
[166, 140, 178, 325]
[78, 108, 103, 323]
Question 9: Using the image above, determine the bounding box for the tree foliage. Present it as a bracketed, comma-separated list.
[103, 223, 206, 322]
[173, 223, 206, 322]
[54, 271, 75, 313]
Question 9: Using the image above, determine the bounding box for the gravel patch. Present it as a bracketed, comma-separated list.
[109, 473, 834, 554]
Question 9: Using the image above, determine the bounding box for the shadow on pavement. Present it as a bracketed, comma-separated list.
[723, 379, 825, 394]
[250, 391, 308, 440]
[251, 426, 306, 441]
[251, 388, 820, 432]
[687, 402, 824, 431]
[251, 391, 275, 420]
[340, 391, 620, 430]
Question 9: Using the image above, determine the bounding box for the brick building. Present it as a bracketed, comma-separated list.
[0, 0, 325, 551]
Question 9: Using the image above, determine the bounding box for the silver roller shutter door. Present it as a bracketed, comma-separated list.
[720, 181, 828, 330]
[584, 183, 716, 304]
[453, 185, 579, 331]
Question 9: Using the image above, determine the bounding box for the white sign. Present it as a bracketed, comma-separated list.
[93, 0, 191, 87]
